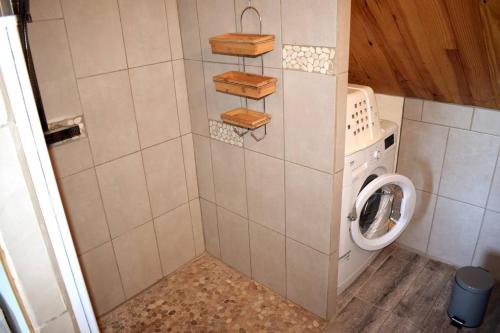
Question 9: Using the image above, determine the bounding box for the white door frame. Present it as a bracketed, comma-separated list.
[0, 15, 99, 333]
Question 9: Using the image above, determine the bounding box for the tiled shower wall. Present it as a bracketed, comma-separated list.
[28, 0, 204, 316]
[397, 98, 500, 280]
[178, 0, 350, 319]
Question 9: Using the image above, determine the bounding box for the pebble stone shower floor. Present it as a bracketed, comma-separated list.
[99, 245, 500, 333]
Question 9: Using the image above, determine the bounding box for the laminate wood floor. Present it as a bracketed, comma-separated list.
[326, 245, 500, 333]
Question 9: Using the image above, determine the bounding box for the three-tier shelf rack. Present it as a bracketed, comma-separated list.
[209, 2, 276, 141]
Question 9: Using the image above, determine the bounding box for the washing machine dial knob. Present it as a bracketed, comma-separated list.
[373, 150, 381, 160]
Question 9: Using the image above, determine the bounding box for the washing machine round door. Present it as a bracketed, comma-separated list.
[350, 173, 416, 251]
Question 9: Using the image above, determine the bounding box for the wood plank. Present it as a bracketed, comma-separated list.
[209, 33, 275, 57]
[393, 259, 453, 324]
[421, 277, 459, 333]
[221, 108, 271, 129]
[480, 0, 500, 108]
[377, 313, 421, 333]
[357, 255, 424, 310]
[326, 297, 389, 333]
[349, 0, 500, 110]
[213, 71, 277, 99]
[337, 243, 396, 312]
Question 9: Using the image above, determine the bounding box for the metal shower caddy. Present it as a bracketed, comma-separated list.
[233, 2, 268, 142]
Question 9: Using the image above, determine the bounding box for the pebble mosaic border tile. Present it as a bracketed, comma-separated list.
[48, 115, 86, 146]
[282, 45, 335, 75]
[209, 119, 243, 147]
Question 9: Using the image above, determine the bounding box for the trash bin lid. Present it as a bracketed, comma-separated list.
[456, 266, 495, 294]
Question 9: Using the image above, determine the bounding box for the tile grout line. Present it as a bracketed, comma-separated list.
[116, 0, 166, 278]
[207, 138, 222, 258]
[242, 138, 253, 279]
[279, 0, 288, 298]
[195, 129, 336, 175]
[164, 0, 200, 256]
[470, 146, 500, 265]
[405, 115, 500, 139]
[425, 127, 450, 254]
[74, 58, 184, 81]
[58, 0, 129, 303]
[180, 135, 199, 256]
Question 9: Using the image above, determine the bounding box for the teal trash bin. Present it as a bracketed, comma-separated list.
[448, 266, 495, 328]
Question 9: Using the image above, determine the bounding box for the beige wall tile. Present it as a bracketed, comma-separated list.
[245, 150, 285, 234]
[49, 138, 93, 178]
[165, 0, 183, 60]
[403, 98, 423, 121]
[284, 70, 335, 173]
[154, 204, 196, 276]
[422, 100, 473, 129]
[79, 242, 125, 315]
[30, 0, 63, 20]
[428, 197, 483, 267]
[243, 67, 284, 159]
[329, 170, 343, 255]
[234, 0, 283, 69]
[334, 72, 347, 173]
[211, 140, 247, 217]
[118, 0, 171, 67]
[0, 126, 66, 325]
[113, 222, 162, 298]
[249, 222, 286, 296]
[59, 168, 109, 254]
[96, 152, 151, 238]
[286, 238, 329, 318]
[40, 312, 74, 333]
[282, 0, 337, 47]
[173, 60, 192, 135]
[129, 62, 180, 148]
[217, 206, 251, 276]
[200, 199, 220, 258]
[196, 0, 237, 64]
[439, 129, 500, 207]
[189, 199, 205, 255]
[472, 210, 500, 281]
[326, 252, 338, 319]
[286, 162, 332, 254]
[185, 60, 209, 136]
[471, 107, 500, 137]
[142, 138, 188, 217]
[193, 134, 215, 201]
[78, 71, 139, 164]
[29, 20, 82, 121]
[61, 0, 126, 77]
[398, 190, 437, 253]
[335, 0, 351, 74]
[203, 62, 241, 121]
[177, 0, 202, 60]
[182, 134, 199, 200]
[397, 120, 448, 194]
[487, 154, 500, 212]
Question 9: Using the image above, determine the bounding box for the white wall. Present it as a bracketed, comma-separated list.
[397, 98, 500, 280]
[376, 93, 404, 170]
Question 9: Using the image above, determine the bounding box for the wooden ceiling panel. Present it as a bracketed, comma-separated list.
[349, 0, 500, 110]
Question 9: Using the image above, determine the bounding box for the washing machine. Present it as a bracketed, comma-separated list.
[338, 84, 416, 293]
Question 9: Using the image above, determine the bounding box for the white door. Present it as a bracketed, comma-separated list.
[349, 174, 416, 251]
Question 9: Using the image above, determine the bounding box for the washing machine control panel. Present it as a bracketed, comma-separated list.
[372, 150, 381, 160]
[384, 134, 395, 149]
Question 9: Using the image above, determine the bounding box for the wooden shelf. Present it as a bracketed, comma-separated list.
[209, 33, 275, 57]
[213, 71, 277, 99]
[221, 108, 271, 129]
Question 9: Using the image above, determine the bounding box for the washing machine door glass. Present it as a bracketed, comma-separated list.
[350, 173, 416, 251]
